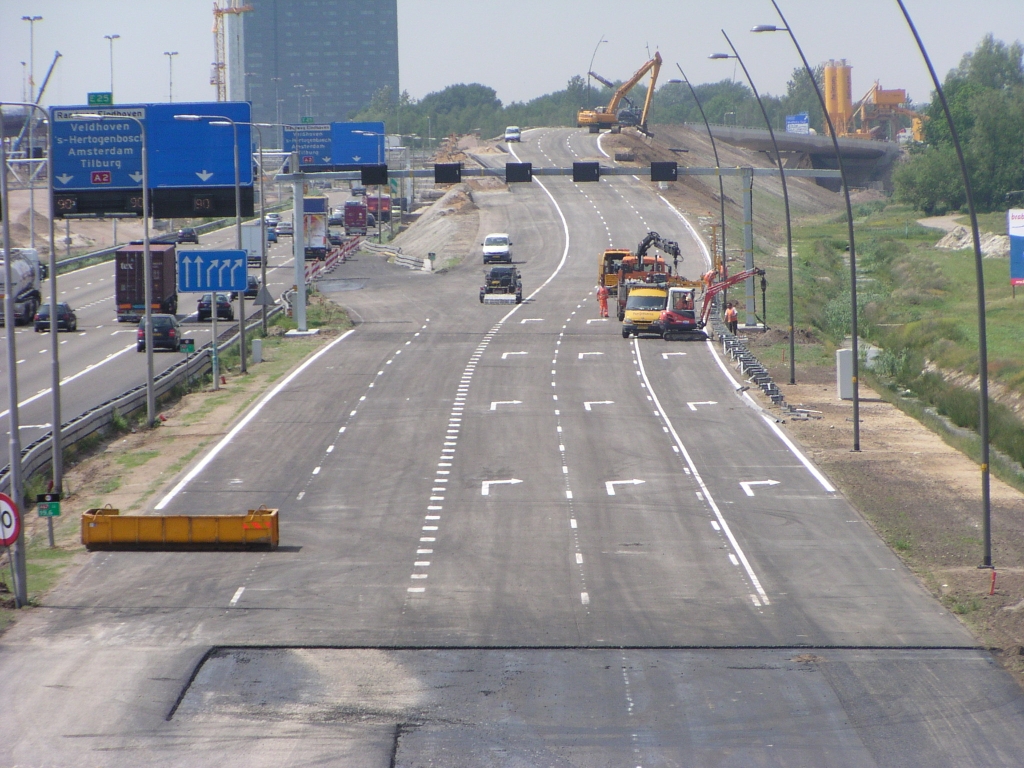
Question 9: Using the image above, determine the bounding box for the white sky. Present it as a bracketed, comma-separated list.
[1, 1, 1022, 110]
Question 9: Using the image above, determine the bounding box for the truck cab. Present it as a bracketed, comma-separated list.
[620, 285, 668, 338]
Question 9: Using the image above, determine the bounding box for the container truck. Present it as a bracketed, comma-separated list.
[366, 193, 391, 223]
[115, 243, 178, 322]
[0, 248, 43, 326]
[241, 220, 263, 267]
[343, 199, 368, 236]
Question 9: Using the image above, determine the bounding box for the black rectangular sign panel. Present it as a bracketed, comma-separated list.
[361, 164, 389, 186]
[505, 162, 533, 183]
[650, 161, 678, 182]
[434, 163, 462, 185]
[52, 187, 254, 219]
[572, 162, 600, 183]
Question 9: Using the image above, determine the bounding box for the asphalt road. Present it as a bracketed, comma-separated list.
[0, 215, 300, 449]
[1, 128, 1022, 766]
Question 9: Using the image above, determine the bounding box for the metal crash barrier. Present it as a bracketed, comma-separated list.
[82, 506, 279, 550]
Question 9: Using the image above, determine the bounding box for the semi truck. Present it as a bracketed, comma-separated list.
[0, 248, 43, 326]
[115, 243, 178, 322]
[366, 193, 391, 223]
[343, 199, 368, 236]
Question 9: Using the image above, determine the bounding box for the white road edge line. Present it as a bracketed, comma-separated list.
[663, 191, 836, 496]
[155, 329, 357, 509]
[634, 336, 770, 606]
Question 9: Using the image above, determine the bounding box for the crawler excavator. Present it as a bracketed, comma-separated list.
[578, 52, 662, 135]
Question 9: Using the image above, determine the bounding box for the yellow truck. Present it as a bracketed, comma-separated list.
[620, 284, 669, 338]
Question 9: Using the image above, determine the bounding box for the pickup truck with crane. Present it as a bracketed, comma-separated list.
[0, 248, 43, 326]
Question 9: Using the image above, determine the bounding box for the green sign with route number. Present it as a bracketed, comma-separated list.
[88, 92, 113, 106]
[37, 502, 60, 518]
[301, 116, 315, 124]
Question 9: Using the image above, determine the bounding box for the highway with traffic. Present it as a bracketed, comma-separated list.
[1, 127, 1022, 766]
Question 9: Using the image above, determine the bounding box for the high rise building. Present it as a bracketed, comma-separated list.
[236, 0, 399, 142]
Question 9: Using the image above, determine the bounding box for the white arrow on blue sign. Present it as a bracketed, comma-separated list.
[177, 250, 247, 293]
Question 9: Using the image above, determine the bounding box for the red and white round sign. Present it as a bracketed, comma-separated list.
[0, 493, 21, 548]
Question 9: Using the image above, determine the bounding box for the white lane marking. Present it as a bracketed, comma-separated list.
[408, 587, 426, 593]
[687, 401, 717, 411]
[576, 553, 583, 564]
[502, 351, 527, 359]
[581, 592, 590, 605]
[566, 491, 573, 499]
[562, 466, 568, 474]
[740, 480, 780, 497]
[296, 491, 305, 500]
[520, 318, 544, 324]
[711, 520, 721, 531]
[155, 329, 357, 509]
[729, 554, 740, 566]
[326, 445, 334, 453]
[586, 318, 607, 324]
[605, 479, 645, 496]
[570, 518, 577, 528]
[481, 478, 523, 496]
[490, 400, 522, 410]
[634, 337, 770, 606]
[584, 400, 614, 411]
[229, 587, 245, 607]
[578, 352, 603, 359]
[760, 415, 837, 493]
[312, 467, 321, 475]
[662, 352, 687, 359]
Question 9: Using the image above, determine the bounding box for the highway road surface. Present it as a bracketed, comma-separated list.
[0, 128, 1022, 766]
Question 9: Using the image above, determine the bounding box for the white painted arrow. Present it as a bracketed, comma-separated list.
[196, 170, 214, 182]
[687, 401, 717, 411]
[605, 479, 645, 496]
[218, 260, 230, 285]
[490, 400, 522, 411]
[206, 261, 217, 286]
[230, 258, 243, 286]
[56, 174, 73, 185]
[129, 172, 143, 183]
[193, 255, 204, 287]
[501, 351, 527, 360]
[740, 480, 780, 497]
[181, 256, 193, 289]
[584, 400, 614, 411]
[586, 318, 608, 324]
[662, 352, 687, 359]
[520, 318, 543, 324]
[481, 478, 523, 496]
[578, 352, 604, 359]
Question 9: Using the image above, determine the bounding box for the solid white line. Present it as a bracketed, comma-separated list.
[634, 337, 770, 606]
[760, 414, 837, 493]
[155, 329, 356, 509]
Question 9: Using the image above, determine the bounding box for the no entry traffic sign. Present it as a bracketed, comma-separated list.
[0, 494, 22, 547]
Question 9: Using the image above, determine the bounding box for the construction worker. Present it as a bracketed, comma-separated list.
[597, 284, 609, 318]
[725, 303, 739, 335]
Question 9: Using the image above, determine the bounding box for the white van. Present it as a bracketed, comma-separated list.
[504, 126, 521, 143]
[482, 233, 513, 263]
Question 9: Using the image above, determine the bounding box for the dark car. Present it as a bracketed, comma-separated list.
[266, 227, 278, 243]
[328, 232, 344, 246]
[34, 302, 77, 332]
[243, 275, 261, 299]
[197, 293, 234, 322]
[176, 227, 199, 244]
[137, 314, 182, 352]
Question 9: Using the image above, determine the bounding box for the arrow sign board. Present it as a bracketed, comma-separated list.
[50, 101, 252, 191]
[0, 493, 21, 547]
[481, 479, 523, 496]
[740, 480, 780, 497]
[177, 250, 247, 293]
[605, 479, 645, 496]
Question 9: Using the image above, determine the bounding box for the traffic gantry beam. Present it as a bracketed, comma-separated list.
[276, 165, 841, 183]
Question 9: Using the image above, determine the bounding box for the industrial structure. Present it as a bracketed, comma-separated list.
[225, 0, 400, 129]
[824, 59, 925, 142]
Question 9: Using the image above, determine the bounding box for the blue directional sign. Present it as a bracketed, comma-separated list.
[283, 124, 333, 168]
[331, 122, 385, 166]
[50, 102, 252, 192]
[177, 250, 248, 294]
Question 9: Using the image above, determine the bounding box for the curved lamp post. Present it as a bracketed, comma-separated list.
[710, 33, 795, 381]
[753, 2, 861, 450]
[587, 36, 608, 109]
[667, 67, 728, 285]
[893, 0, 992, 567]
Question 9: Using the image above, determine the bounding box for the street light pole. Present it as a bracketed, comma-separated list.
[587, 36, 608, 109]
[893, 0, 992, 567]
[103, 34, 120, 98]
[22, 17, 43, 252]
[753, 3, 860, 450]
[164, 51, 178, 102]
[711, 33, 795, 375]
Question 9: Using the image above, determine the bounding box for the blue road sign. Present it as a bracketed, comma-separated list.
[331, 122, 385, 166]
[177, 250, 247, 293]
[50, 102, 252, 192]
[283, 124, 333, 168]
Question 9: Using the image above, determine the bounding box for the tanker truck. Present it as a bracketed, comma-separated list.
[0, 248, 43, 326]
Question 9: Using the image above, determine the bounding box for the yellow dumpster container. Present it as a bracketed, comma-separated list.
[82, 506, 279, 550]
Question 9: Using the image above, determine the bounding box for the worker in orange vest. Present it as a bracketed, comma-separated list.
[724, 303, 739, 335]
[597, 284, 609, 318]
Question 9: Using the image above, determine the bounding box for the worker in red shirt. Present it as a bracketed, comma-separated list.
[597, 284, 609, 318]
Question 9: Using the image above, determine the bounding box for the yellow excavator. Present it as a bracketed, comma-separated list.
[577, 51, 662, 134]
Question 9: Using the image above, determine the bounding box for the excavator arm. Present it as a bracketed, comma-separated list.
[637, 54, 662, 132]
[699, 267, 765, 328]
[636, 231, 681, 271]
[607, 52, 662, 115]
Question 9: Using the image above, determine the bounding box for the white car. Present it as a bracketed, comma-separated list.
[264, 212, 281, 226]
[504, 126, 521, 143]
[482, 233, 512, 263]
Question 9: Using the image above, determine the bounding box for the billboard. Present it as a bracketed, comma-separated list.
[1010, 209, 1024, 286]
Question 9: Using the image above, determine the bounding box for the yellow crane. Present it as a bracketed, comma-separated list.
[578, 51, 662, 134]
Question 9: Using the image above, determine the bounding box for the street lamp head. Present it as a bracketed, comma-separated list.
[22, 15, 43, 22]
[174, 114, 201, 121]
[751, 24, 784, 33]
[709, 53, 733, 60]
[104, 33, 120, 41]
[164, 50, 178, 56]
[209, 121, 231, 127]
[666, 79, 682, 84]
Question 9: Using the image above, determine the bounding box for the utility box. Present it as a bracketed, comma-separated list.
[836, 348, 854, 400]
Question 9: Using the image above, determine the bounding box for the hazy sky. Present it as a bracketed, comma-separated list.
[1, 1, 1022, 111]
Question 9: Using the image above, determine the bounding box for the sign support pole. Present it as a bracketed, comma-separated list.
[292, 152, 307, 331]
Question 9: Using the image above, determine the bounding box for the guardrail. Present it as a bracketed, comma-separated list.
[360, 240, 431, 272]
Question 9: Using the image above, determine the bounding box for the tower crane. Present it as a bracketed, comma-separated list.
[212, 0, 252, 101]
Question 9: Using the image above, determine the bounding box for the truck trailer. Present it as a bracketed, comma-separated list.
[0, 248, 43, 326]
[115, 243, 178, 322]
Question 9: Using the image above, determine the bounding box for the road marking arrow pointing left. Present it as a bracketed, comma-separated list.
[584, 400, 614, 411]
[490, 400, 522, 411]
[481, 478, 523, 496]
[605, 479, 645, 496]
[740, 480, 780, 497]
[687, 401, 717, 411]
[578, 352, 604, 359]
